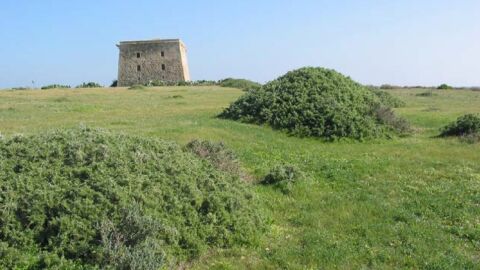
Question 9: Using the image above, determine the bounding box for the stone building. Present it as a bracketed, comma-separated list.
[116, 39, 190, 86]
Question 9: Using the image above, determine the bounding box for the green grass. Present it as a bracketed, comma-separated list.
[1, 87, 479, 269]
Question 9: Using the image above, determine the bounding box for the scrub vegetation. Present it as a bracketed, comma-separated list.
[0, 127, 262, 269]
[220, 68, 409, 140]
[0, 84, 479, 269]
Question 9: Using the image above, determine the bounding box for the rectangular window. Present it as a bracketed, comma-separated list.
[161, 51, 165, 57]
[162, 64, 166, 71]
[137, 52, 141, 58]
[137, 65, 141, 71]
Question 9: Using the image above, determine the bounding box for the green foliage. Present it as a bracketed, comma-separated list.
[110, 80, 118, 87]
[375, 107, 411, 135]
[76, 82, 103, 88]
[220, 67, 408, 140]
[218, 78, 262, 91]
[0, 87, 479, 269]
[261, 164, 302, 194]
[379, 84, 400, 90]
[371, 89, 406, 108]
[0, 127, 263, 268]
[437, 84, 453, 90]
[440, 114, 480, 137]
[99, 203, 165, 270]
[416, 91, 437, 97]
[41, 84, 71, 90]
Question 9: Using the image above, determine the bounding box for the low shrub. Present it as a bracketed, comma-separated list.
[41, 84, 71, 90]
[261, 164, 302, 194]
[76, 82, 102, 88]
[220, 67, 409, 140]
[371, 89, 406, 108]
[110, 80, 118, 87]
[440, 114, 480, 137]
[218, 78, 262, 91]
[460, 133, 480, 144]
[9, 87, 31, 91]
[375, 106, 411, 134]
[416, 91, 436, 97]
[0, 127, 263, 269]
[437, 84, 453, 90]
[185, 139, 242, 177]
[380, 84, 400, 90]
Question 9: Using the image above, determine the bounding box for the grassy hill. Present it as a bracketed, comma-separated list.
[0, 86, 479, 269]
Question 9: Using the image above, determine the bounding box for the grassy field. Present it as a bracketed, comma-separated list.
[0, 86, 479, 269]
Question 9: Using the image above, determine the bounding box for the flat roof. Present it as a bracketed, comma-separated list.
[117, 39, 185, 46]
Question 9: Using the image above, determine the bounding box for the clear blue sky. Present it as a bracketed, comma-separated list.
[0, 0, 479, 88]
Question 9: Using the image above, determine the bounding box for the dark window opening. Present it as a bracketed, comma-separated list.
[161, 51, 165, 57]
[162, 64, 166, 71]
[136, 52, 141, 58]
[137, 65, 141, 71]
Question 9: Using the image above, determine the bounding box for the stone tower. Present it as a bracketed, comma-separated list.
[116, 39, 190, 86]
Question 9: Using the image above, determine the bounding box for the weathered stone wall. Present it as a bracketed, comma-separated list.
[117, 39, 190, 86]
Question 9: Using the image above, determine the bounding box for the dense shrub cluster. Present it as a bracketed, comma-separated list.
[437, 84, 453, 90]
[220, 67, 409, 140]
[0, 127, 262, 269]
[440, 114, 480, 137]
[218, 78, 262, 91]
[41, 84, 71, 90]
[76, 82, 102, 88]
[370, 89, 406, 108]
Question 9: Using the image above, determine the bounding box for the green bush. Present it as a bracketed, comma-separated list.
[0, 127, 263, 269]
[416, 91, 437, 97]
[76, 82, 102, 88]
[437, 84, 453, 90]
[440, 114, 480, 137]
[110, 80, 118, 87]
[370, 89, 406, 108]
[220, 67, 409, 140]
[375, 107, 411, 134]
[41, 84, 71, 90]
[218, 78, 262, 91]
[261, 164, 302, 194]
[380, 84, 400, 90]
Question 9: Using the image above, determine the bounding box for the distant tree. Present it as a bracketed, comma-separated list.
[110, 80, 118, 87]
[437, 84, 453, 90]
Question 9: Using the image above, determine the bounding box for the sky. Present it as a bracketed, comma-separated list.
[0, 0, 479, 88]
